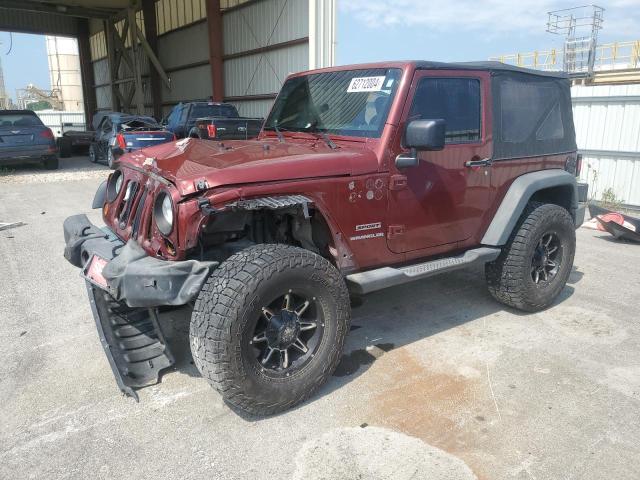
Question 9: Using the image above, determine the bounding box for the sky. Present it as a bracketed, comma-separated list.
[336, 0, 640, 65]
[0, 32, 50, 101]
[1, 0, 639, 102]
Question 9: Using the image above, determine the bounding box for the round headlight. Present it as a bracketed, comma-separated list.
[154, 191, 174, 235]
[107, 169, 123, 202]
[115, 173, 123, 195]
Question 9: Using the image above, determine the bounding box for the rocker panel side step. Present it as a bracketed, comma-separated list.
[86, 283, 175, 401]
[346, 247, 501, 295]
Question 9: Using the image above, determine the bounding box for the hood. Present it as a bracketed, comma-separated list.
[122, 137, 379, 196]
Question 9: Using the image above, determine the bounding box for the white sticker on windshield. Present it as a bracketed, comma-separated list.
[347, 76, 386, 93]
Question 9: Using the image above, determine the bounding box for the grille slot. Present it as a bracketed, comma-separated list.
[119, 181, 139, 229]
[131, 186, 148, 238]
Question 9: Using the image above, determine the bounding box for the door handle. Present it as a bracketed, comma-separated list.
[465, 157, 492, 168]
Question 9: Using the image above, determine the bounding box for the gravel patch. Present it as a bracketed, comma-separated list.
[0, 157, 109, 185]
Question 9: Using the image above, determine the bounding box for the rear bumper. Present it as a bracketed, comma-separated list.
[0, 146, 55, 164]
[63, 214, 217, 308]
[63, 213, 217, 399]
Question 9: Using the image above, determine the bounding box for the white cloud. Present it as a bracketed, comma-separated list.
[339, 0, 640, 38]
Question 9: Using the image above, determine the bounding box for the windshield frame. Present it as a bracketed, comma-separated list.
[264, 67, 403, 140]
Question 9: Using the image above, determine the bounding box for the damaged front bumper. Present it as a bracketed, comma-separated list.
[63, 214, 217, 399]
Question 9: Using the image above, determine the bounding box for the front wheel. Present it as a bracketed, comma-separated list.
[485, 202, 576, 312]
[190, 244, 351, 415]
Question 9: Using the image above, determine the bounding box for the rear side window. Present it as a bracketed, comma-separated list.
[409, 78, 481, 143]
[500, 81, 564, 142]
[0, 113, 43, 127]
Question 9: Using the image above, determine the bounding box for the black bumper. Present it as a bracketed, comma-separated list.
[63, 214, 217, 308]
[63, 214, 216, 399]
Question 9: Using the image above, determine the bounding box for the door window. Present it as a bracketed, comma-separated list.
[179, 105, 190, 124]
[408, 77, 481, 144]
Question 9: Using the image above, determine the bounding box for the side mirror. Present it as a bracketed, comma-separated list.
[405, 119, 446, 151]
[395, 119, 446, 169]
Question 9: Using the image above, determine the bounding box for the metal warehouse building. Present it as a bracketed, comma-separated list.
[0, 0, 336, 121]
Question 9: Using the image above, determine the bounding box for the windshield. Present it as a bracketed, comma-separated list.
[191, 104, 239, 119]
[264, 68, 402, 138]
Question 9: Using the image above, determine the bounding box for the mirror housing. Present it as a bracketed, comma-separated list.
[405, 119, 446, 151]
[395, 119, 446, 169]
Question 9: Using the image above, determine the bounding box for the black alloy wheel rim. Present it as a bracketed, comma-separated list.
[249, 290, 324, 377]
[531, 232, 562, 285]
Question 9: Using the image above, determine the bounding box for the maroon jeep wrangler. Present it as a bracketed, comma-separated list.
[64, 61, 586, 415]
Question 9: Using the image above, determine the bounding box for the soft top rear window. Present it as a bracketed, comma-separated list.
[0, 113, 43, 127]
[492, 72, 576, 159]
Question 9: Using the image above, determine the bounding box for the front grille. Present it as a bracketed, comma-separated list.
[131, 185, 148, 238]
[118, 181, 140, 229]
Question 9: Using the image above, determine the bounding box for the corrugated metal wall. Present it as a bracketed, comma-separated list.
[573, 84, 640, 206]
[223, 0, 310, 117]
[0, 8, 78, 36]
[85, 0, 335, 119]
[157, 20, 211, 114]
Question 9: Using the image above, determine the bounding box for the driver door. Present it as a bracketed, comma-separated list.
[386, 70, 493, 254]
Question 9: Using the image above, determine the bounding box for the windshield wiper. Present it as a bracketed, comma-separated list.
[264, 124, 285, 143]
[306, 123, 337, 150]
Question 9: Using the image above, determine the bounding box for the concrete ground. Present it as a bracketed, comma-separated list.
[1, 158, 639, 480]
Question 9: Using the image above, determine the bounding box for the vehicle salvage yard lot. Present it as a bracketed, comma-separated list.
[1, 161, 639, 480]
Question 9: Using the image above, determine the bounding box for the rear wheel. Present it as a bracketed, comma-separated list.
[88, 143, 98, 163]
[485, 202, 575, 312]
[190, 244, 351, 415]
[107, 148, 115, 169]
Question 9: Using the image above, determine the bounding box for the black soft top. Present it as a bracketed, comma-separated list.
[413, 60, 575, 159]
[415, 60, 569, 79]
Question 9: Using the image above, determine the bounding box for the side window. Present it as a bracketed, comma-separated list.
[409, 77, 481, 143]
[500, 81, 564, 143]
[179, 105, 190, 124]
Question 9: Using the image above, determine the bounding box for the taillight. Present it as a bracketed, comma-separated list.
[116, 133, 126, 149]
[207, 124, 217, 138]
[576, 154, 583, 177]
[39, 128, 54, 139]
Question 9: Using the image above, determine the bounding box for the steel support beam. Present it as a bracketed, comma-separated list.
[77, 18, 97, 129]
[104, 20, 120, 111]
[142, 0, 162, 120]
[127, 8, 145, 114]
[205, 0, 225, 101]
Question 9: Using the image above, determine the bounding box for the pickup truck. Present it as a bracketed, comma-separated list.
[163, 101, 263, 141]
[64, 61, 588, 415]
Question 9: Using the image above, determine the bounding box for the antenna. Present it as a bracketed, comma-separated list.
[546, 5, 604, 77]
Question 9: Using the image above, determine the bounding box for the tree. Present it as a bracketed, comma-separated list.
[26, 100, 53, 111]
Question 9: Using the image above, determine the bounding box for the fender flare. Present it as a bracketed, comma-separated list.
[92, 180, 107, 209]
[482, 169, 578, 246]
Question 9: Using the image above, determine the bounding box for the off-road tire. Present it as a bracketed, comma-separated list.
[485, 202, 575, 312]
[190, 244, 351, 415]
[43, 156, 59, 170]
